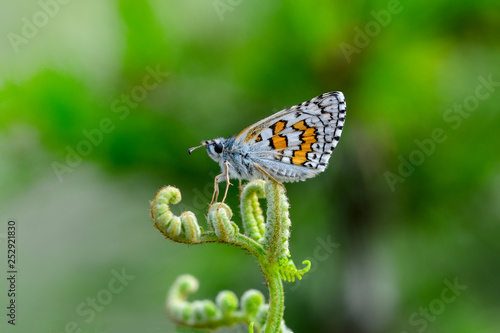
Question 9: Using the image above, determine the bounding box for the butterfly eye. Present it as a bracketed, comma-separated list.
[214, 142, 223, 154]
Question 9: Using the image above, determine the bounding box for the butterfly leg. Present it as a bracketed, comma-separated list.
[210, 175, 221, 206]
[210, 161, 233, 209]
[218, 160, 232, 208]
[254, 163, 287, 193]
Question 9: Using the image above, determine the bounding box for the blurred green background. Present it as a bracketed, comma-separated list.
[1, 0, 499, 332]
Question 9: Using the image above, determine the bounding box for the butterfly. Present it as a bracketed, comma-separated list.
[189, 91, 346, 205]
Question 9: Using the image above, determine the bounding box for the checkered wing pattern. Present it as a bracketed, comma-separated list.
[237, 91, 346, 173]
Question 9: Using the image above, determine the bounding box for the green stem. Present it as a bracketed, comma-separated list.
[260, 182, 288, 332]
[152, 182, 292, 332]
[196, 231, 266, 259]
[261, 263, 284, 333]
[200, 232, 286, 332]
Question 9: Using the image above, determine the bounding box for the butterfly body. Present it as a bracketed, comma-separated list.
[190, 91, 346, 203]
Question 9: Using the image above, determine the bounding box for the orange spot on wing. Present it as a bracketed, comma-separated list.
[292, 150, 307, 165]
[272, 135, 287, 150]
[302, 136, 317, 145]
[300, 144, 313, 152]
[295, 150, 307, 159]
[303, 127, 316, 138]
[301, 127, 317, 149]
[273, 121, 286, 134]
[291, 121, 318, 165]
[293, 120, 308, 131]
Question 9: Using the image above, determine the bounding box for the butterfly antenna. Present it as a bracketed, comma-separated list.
[188, 143, 205, 155]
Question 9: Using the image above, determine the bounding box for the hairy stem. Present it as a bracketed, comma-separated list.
[151, 181, 301, 332]
[261, 263, 284, 333]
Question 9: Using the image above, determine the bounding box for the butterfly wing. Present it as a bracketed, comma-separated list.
[234, 91, 346, 181]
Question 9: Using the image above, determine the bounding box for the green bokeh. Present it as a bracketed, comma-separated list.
[0, 0, 499, 332]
